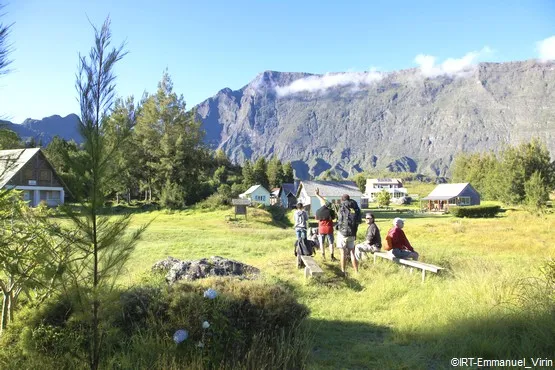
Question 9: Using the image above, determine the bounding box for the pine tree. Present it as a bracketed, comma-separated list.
[283, 162, 295, 183]
[242, 160, 255, 188]
[60, 18, 147, 370]
[267, 157, 284, 188]
[253, 157, 269, 189]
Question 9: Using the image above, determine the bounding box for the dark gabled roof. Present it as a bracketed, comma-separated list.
[282, 183, 297, 196]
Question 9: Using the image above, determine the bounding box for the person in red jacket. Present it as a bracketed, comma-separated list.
[385, 218, 419, 260]
[314, 188, 337, 261]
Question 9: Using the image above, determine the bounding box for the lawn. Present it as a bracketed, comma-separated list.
[119, 206, 555, 369]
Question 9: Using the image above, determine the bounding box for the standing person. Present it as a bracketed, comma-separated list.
[314, 188, 337, 261]
[354, 213, 381, 261]
[385, 218, 419, 260]
[336, 194, 362, 275]
[293, 202, 308, 242]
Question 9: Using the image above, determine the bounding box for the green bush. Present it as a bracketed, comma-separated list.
[450, 205, 501, 218]
[2, 278, 310, 369]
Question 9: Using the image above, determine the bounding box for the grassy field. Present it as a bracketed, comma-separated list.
[117, 206, 555, 369]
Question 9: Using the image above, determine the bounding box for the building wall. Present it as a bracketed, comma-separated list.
[249, 187, 271, 206]
[8, 152, 63, 188]
[460, 185, 481, 206]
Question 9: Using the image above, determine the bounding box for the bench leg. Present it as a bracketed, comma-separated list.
[421, 269, 426, 283]
[305, 266, 310, 278]
[373, 253, 377, 264]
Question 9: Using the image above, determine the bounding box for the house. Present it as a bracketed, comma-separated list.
[281, 183, 298, 208]
[296, 180, 363, 217]
[0, 148, 70, 207]
[422, 183, 480, 211]
[239, 184, 271, 206]
[364, 178, 408, 202]
[270, 188, 281, 206]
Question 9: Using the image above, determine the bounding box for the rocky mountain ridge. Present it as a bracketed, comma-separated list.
[195, 60, 555, 178]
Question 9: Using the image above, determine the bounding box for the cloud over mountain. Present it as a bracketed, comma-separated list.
[537, 35, 555, 61]
[275, 70, 384, 96]
[414, 47, 493, 77]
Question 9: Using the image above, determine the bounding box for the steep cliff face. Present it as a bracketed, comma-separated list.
[196, 60, 555, 178]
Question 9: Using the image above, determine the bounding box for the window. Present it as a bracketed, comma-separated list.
[24, 168, 34, 180]
[39, 169, 50, 181]
[254, 195, 266, 201]
[459, 196, 471, 206]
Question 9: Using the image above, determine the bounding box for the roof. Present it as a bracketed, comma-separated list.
[422, 183, 470, 200]
[0, 148, 41, 188]
[281, 183, 297, 195]
[240, 184, 270, 196]
[368, 178, 402, 184]
[298, 180, 363, 198]
[270, 188, 280, 197]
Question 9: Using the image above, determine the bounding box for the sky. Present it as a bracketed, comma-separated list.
[0, 0, 554, 123]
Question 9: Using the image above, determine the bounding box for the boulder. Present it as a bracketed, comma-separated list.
[152, 256, 260, 284]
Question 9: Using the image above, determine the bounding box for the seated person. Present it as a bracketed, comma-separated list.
[384, 218, 419, 260]
[354, 212, 381, 261]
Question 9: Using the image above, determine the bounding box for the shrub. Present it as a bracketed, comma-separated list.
[449, 205, 501, 218]
[5, 278, 310, 369]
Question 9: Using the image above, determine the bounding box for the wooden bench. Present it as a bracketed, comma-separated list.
[300, 255, 324, 279]
[373, 251, 444, 282]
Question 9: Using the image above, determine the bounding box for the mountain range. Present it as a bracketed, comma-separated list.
[3, 59, 555, 179]
[1, 114, 81, 145]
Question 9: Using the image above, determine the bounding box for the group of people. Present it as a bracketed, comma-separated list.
[294, 189, 419, 276]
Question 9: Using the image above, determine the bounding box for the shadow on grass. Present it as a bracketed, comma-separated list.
[318, 262, 364, 292]
[409, 310, 555, 368]
[307, 311, 555, 369]
[307, 318, 392, 370]
[262, 205, 294, 229]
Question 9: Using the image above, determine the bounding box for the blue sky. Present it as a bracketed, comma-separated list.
[1, 0, 554, 123]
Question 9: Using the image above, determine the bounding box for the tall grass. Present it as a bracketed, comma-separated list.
[2, 206, 554, 369]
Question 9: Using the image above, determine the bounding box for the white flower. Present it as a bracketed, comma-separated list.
[197, 341, 205, 348]
[202, 321, 210, 329]
[173, 329, 188, 344]
[203, 288, 218, 299]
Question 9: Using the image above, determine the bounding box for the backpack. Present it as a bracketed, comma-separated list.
[294, 238, 315, 256]
[338, 200, 361, 237]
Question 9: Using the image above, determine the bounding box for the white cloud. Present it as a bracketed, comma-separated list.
[275, 70, 384, 97]
[414, 47, 492, 77]
[537, 36, 555, 61]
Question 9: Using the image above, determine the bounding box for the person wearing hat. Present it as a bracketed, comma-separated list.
[385, 218, 419, 260]
[354, 212, 382, 261]
[314, 188, 337, 261]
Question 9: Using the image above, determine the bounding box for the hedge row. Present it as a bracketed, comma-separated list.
[449, 205, 501, 218]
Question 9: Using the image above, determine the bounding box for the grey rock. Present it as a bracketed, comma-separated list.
[153, 256, 260, 284]
[195, 61, 555, 177]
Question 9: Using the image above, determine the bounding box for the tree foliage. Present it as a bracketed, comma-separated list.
[0, 2, 12, 76]
[58, 18, 147, 370]
[0, 190, 70, 334]
[282, 162, 294, 183]
[452, 139, 554, 205]
[376, 190, 391, 207]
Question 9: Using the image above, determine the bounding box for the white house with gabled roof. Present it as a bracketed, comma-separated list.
[364, 178, 407, 202]
[239, 184, 271, 206]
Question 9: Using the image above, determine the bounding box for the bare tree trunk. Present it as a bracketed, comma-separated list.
[116, 193, 119, 204]
[1, 294, 6, 334]
[1, 293, 9, 335]
[8, 291, 14, 323]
